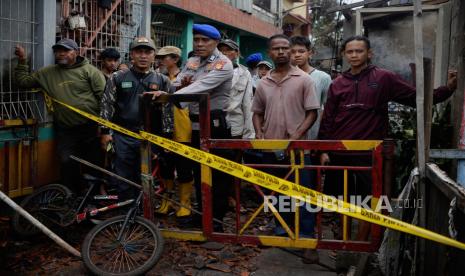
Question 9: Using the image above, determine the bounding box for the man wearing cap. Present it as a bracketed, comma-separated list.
[174, 24, 234, 231]
[218, 39, 254, 139]
[257, 60, 273, 79]
[156, 46, 181, 79]
[154, 46, 195, 218]
[100, 36, 172, 199]
[100, 48, 121, 80]
[14, 38, 105, 192]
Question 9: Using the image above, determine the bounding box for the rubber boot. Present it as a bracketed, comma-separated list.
[176, 180, 194, 217]
[156, 179, 174, 214]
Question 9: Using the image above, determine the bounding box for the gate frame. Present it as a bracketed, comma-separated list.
[144, 94, 388, 252]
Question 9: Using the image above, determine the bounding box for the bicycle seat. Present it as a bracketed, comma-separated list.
[82, 174, 104, 183]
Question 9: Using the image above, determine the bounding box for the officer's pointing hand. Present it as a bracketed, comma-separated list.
[143, 91, 167, 100]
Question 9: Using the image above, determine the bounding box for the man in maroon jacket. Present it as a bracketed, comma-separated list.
[319, 35, 457, 241]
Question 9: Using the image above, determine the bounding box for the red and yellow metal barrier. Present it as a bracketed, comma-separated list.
[184, 138, 386, 252]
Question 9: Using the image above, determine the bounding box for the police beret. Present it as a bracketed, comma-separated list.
[245, 53, 263, 65]
[193, 24, 221, 40]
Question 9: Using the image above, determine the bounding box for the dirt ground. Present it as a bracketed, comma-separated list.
[0, 188, 380, 276]
[0, 218, 327, 276]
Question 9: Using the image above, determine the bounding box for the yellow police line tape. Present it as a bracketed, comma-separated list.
[51, 97, 465, 250]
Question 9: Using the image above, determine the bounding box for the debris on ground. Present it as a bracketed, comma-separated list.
[148, 239, 261, 275]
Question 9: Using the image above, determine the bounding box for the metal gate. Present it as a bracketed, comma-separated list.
[0, 0, 45, 122]
[142, 95, 390, 252]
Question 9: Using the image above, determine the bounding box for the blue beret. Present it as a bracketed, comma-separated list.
[193, 24, 221, 40]
[245, 53, 263, 65]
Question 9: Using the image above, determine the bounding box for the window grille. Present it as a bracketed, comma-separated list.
[0, 0, 45, 122]
[57, 0, 144, 66]
[151, 7, 185, 51]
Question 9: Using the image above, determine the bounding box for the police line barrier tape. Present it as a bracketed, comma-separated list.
[51, 96, 465, 250]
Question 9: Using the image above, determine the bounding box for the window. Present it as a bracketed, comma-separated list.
[253, 0, 272, 12]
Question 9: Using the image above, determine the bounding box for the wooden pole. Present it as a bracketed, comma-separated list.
[0, 190, 81, 258]
[413, 1, 426, 275]
[414, 0, 426, 177]
[424, 58, 433, 163]
[451, 0, 465, 185]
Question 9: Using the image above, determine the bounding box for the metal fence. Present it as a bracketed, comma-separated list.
[57, 0, 144, 67]
[0, 0, 45, 122]
[151, 7, 185, 51]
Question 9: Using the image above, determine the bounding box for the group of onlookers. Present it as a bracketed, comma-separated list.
[13, 23, 458, 263]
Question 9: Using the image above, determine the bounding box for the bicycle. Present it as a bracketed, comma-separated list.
[12, 159, 165, 275]
[81, 190, 163, 276]
[11, 173, 135, 237]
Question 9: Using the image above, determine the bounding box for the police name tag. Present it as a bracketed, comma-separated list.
[121, 81, 133, 88]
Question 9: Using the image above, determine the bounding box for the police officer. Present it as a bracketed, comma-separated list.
[217, 39, 254, 139]
[245, 52, 263, 91]
[100, 37, 172, 199]
[174, 24, 234, 231]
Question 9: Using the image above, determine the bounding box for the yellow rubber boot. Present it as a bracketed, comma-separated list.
[156, 179, 174, 214]
[176, 180, 194, 217]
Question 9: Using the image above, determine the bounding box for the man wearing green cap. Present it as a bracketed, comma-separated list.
[100, 36, 173, 199]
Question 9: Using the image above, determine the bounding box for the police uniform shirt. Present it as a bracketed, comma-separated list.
[174, 48, 233, 114]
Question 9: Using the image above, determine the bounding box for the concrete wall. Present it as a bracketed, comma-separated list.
[363, 12, 439, 81]
[350, 4, 452, 87]
[239, 35, 270, 64]
[252, 4, 277, 25]
[283, 0, 307, 18]
[153, 0, 280, 38]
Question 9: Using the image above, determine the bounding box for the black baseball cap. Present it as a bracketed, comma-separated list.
[101, 48, 121, 59]
[52, 38, 79, 51]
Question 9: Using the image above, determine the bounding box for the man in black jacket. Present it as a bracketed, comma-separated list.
[100, 37, 172, 199]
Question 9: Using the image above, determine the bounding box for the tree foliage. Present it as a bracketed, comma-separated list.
[311, 0, 342, 49]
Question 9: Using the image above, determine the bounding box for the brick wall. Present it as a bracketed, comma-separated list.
[153, 0, 280, 37]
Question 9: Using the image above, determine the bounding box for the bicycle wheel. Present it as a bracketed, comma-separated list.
[12, 184, 73, 237]
[82, 215, 164, 276]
